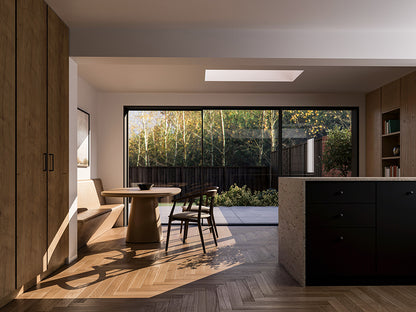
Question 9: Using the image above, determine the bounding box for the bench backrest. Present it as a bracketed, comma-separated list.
[77, 179, 107, 209]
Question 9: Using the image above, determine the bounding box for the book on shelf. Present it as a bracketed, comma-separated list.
[384, 165, 400, 177]
[383, 119, 400, 134]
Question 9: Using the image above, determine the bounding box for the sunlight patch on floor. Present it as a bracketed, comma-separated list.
[19, 226, 243, 299]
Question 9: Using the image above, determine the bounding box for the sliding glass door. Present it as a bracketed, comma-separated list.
[202, 109, 279, 191]
[127, 110, 202, 194]
[125, 107, 356, 223]
[282, 109, 353, 177]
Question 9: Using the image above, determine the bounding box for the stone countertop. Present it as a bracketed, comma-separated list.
[279, 177, 416, 181]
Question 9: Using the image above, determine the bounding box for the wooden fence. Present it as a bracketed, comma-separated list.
[129, 138, 325, 192]
[129, 166, 273, 193]
[279, 138, 323, 177]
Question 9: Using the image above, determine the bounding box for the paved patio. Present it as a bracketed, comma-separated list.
[159, 205, 278, 225]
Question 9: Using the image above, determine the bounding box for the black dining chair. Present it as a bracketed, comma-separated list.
[181, 186, 219, 238]
[165, 189, 218, 253]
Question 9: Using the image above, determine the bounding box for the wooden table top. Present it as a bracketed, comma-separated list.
[101, 187, 181, 198]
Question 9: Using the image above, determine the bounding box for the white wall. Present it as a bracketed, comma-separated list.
[68, 58, 78, 263]
[77, 77, 98, 180]
[96, 92, 366, 202]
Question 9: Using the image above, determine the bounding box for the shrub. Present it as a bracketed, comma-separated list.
[322, 127, 352, 177]
[253, 188, 279, 206]
[215, 184, 278, 207]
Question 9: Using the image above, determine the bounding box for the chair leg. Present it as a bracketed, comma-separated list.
[207, 218, 212, 233]
[183, 221, 189, 243]
[180, 221, 183, 233]
[210, 216, 218, 246]
[165, 219, 172, 252]
[212, 215, 219, 238]
[197, 220, 206, 253]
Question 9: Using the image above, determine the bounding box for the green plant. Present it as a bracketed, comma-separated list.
[254, 188, 279, 206]
[215, 184, 278, 206]
[322, 127, 352, 177]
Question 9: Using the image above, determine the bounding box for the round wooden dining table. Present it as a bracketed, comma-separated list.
[101, 187, 181, 243]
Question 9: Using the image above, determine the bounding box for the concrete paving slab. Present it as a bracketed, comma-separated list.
[158, 205, 278, 225]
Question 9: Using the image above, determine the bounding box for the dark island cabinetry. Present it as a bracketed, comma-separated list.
[305, 181, 416, 285]
[377, 182, 416, 277]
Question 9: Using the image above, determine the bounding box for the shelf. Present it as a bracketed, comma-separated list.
[382, 108, 400, 115]
[382, 156, 400, 160]
[382, 131, 400, 137]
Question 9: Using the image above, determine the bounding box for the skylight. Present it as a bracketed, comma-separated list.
[204, 69, 304, 82]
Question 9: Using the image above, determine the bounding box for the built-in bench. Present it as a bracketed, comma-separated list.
[77, 179, 124, 248]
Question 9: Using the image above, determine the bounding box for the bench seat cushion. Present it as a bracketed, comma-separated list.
[78, 208, 111, 223]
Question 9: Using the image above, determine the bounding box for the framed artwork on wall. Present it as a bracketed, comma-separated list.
[77, 108, 90, 168]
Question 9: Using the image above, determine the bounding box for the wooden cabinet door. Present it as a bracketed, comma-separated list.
[47, 8, 69, 272]
[0, 0, 16, 298]
[377, 182, 416, 276]
[381, 80, 400, 113]
[365, 89, 382, 176]
[401, 72, 416, 177]
[16, 0, 48, 286]
[306, 227, 376, 282]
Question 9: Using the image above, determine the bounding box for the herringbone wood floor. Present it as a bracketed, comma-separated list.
[2, 225, 416, 311]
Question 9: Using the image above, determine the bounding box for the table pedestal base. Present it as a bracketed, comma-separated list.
[126, 197, 162, 243]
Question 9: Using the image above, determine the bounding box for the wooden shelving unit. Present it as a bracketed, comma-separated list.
[381, 108, 400, 176]
[381, 131, 400, 137]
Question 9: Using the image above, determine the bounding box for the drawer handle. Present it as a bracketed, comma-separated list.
[408, 191, 414, 195]
[339, 213, 344, 217]
[339, 236, 344, 241]
[336, 190, 344, 195]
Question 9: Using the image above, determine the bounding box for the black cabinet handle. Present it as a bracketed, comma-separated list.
[49, 154, 55, 172]
[408, 191, 414, 195]
[43, 153, 48, 171]
[336, 190, 344, 195]
[339, 236, 344, 241]
[339, 213, 344, 217]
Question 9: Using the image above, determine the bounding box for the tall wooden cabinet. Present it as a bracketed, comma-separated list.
[0, 0, 16, 301]
[365, 72, 416, 177]
[47, 7, 69, 273]
[401, 72, 416, 177]
[16, 0, 48, 286]
[365, 90, 381, 176]
[0, 0, 69, 304]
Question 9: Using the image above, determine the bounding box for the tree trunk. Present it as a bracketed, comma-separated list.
[174, 112, 179, 166]
[259, 110, 265, 166]
[164, 111, 168, 166]
[137, 136, 141, 166]
[143, 119, 149, 166]
[220, 110, 226, 166]
[210, 112, 214, 166]
[270, 110, 277, 152]
[182, 111, 187, 166]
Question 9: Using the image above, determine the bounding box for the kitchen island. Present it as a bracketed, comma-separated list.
[278, 177, 416, 286]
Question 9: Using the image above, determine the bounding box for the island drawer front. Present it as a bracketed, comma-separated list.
[307, 204, 376, 227]
[377, 182, 416, 276]
[306, 182, 375, 204]
[306, 227, 376, 279]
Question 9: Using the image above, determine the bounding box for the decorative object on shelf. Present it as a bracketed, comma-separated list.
[138, 183, 154, 190]
[393, 145, 400, 156]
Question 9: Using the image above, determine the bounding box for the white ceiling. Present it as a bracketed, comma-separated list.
[46, 0, 416, 31]
[74, 57, 415, 93]
[48, 0, 416, 93]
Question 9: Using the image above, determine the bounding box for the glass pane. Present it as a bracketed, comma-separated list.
[203, 109, 280, 196]
[128, 110, 202, 190]
[282, 109, 352, 177]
